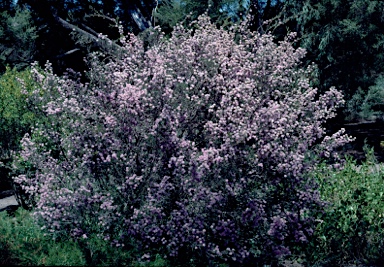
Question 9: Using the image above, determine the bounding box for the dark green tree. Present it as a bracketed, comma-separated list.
[0, 7, 37, 73]
[244, 0, 384, 122]
[289, 0, 384, 98]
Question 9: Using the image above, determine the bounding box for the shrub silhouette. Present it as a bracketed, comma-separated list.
[13, 15, 353, 265]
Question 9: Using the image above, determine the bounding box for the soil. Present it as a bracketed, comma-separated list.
[0, 190, 19, 213]
[0, 195, 18, 212]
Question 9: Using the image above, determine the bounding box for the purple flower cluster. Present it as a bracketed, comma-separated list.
[13, 15, 353, 264]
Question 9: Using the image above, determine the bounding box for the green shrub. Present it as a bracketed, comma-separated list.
[0, 66, 43, 191]
[0, 66, 40, 155]
[306, 148, 384, 266]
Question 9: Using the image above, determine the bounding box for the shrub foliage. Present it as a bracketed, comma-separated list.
[0, 66, 39, 158]
[12, 16, 353, 265]
[307, 148, 384, 266]
[0, 66, 42, 191]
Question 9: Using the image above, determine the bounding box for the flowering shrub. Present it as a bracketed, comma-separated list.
[12, 15, 353, 265]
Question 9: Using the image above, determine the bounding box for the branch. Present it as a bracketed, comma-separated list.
[129, 7, 152, 31]
[54, 15, 123, 55]
[80, 23, 100, 37]
[55, 48, 81, 58]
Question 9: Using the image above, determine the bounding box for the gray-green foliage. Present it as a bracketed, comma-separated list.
[0, 6, 37, 73]
[152, 0, 186, 31]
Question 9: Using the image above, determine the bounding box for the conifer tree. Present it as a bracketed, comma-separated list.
[0, 7, 37, 73]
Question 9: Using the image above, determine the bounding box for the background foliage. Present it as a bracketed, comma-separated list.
[0, 7, 37, 73]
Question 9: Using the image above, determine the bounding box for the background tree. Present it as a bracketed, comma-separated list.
[0, 0, 14, 13]
[9, 0, 158, 74]
[0, 6, 37, 73]
[8, 0, 259, 74]
[153, 0, 257, 35]
[259, 0, 384, 122]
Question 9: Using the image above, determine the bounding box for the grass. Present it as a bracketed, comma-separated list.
[0, 208, 169, 266]
[0, 208, 86, 266]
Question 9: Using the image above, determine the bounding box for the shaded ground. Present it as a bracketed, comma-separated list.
[340, 121, 384, 163]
